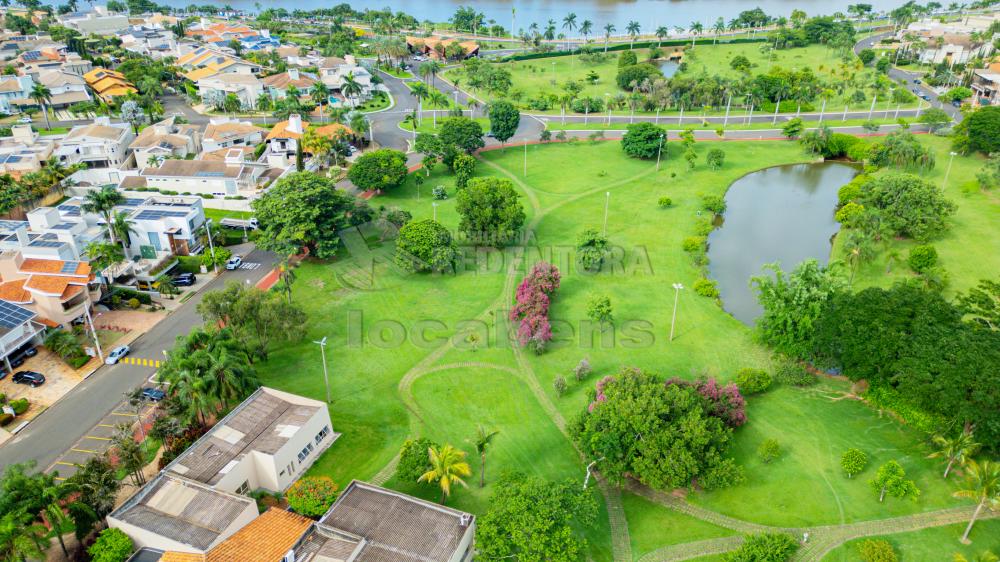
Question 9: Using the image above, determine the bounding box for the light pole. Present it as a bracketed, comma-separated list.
[313, 336, 331, 403]
[605, 93, 611, 125]
[656, 133, 665, 171]
[669, 282, 684, 342]
[204, 219, 219, 274]
[83, 305, 104, 363]
[432, 201, 439, 221]
[602, 191, 610, 236]
[523, 142, 527, 176]
[942, 151, 957, 189]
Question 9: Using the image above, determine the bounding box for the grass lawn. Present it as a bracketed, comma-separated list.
[357, 90, 391, 113]
[543, 116, 910, 132]
[832, 135, 1000, 298]
[400, 116, 490, 134]
[823, 519, 1000, 561]
[255, 138, 980, 560]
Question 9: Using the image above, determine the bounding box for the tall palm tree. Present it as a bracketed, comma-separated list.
[110, 210, 136, 250]
[81, 185, 125, 243]
[929, 429, 980, 479]
[655, 26, 669, 47]
[0, 511, 46, 562]
[409, 81, 429, 124]
[953, 459, 1000, 543]
[713, 17, 726, 43]
[44, 503, 73, 559]
[603, 23, 616, 53]
[689, 21, 704, 47]
[418, 444, 472, 503]
[562, 12, 577, 35]
[29, 82, 52, 130]
[470, 426, 499, 488]
[427, 90, 449, 126]
[626, 21, 641, 48]
[580, 20, 593, 42]
[544, 19, 556, 41]
[341, 72, 363, 107]
[310, 81, 330, 108]
[421, 60, 442, 87]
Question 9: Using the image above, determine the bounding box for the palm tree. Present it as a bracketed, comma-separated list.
[44, 502, 73, 558]
[580, 20, 593, 42]
[929, 429, 981, 479]
[341, 72, 363, 107]
[713, 17, 726, 43]
[603, 23, 616, 53]
[277, 258, 295, 304]
[544, 19, 556, 41]
[110, 210, 136, 250]
[427, 90, 448, 126]
[954, 460, 1000, 543]
[562, 12, 577, 35]
[67, 455, 120, 520]
[655, 26, 669, 47]
[689, 21, 704, 47]
[409, 81, 429, 124]
[29, 82, 52, 130]
[626, 21, 641, 48]
[418, 444, 472, 503]
[0, 511, 46, 562]
[311, 81, 330, 108]
[421, 60, 442, 87]
[81, 185, 125, 243]
[84, 242, 124, 288]
[470, 426, 499, 488]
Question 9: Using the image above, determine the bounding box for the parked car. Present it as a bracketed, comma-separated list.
[225, 255, 243, 270]
[20, 346, 37, 358]
[173, 272, 197, 286]
[913, 79, 921, 84]
[17, 115, 31, 124]
[141, 387, 165, 401]
[12, 371, 45, 387]
[952, 100, 962, 108]
[105, 345, 130, 365]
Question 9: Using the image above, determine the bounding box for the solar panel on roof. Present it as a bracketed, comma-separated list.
[28, 240, 62, 248]
[0, 300, 34, 329]
[195, 171, 226, 177]
[60, 261, 80, 273]
[135, 210, 188, 220]
[50, 223, 74, 230]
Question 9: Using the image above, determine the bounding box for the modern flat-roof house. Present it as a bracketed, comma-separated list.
[200, 118, 266, 153]
[55, 117, 134, 169]
[136, 157, 264, 197]
[0, 125, 55, 178]
[129, 116, 203, 169]
[58, 7, 130, 35]
[119, 196, 206, 259]
[0, 300, 44, 373]
[972, 67, 1000, 106]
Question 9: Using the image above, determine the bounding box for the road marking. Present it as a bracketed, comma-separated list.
[111, 411, 138, 417]
[70, 448, 97, 454]
[54, 477, 66, 481]
[83, 435, 112, 441]
[55, 461, 80, 467]
[97, 423, 114, 428]
[239, 262, 261, 270]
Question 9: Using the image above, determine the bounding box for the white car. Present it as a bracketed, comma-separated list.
[225, 255, 243, 270]
[17, 116, 31, 124]
[105, 345, 130, 365]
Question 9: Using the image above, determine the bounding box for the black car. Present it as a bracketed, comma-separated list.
[12, 371, 45, 387]
[141, 387, 166, 401]
[172, 273, 197, 287]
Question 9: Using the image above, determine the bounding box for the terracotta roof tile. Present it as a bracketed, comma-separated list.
[25, 275, 73, 296]
[158, 553, 205, 562]
[265, 120, 304, 140]
[0, 279, 31, 304]
[206, 508, 312, 562]
[19, 258, 90, 276]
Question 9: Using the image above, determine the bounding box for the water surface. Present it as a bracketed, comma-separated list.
[706, 162, 858, 325]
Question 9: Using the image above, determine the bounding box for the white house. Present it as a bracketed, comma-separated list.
[54, 117, 134, 169]
[58, 7, 130, 36]
[261, 68, 317, 99]
[196, 73, 265, 111]
[319, 55, 374, 106]
[201, 117, 266, 153]
[118, 25, 177, 59]
[128, 116, 203, 169]
[0, 125, 55, 177]
[119, 196, 206, 258]
[35, 70, 90, 108]
[137, 157, 264, 197]
[0, 75, 33, 115]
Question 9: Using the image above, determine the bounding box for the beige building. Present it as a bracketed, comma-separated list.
[0, 125, 55, 177]
[0, 251, 96, 327]
[138, 158, 264, 197]
[55, 117, 134, 169]
[129, 116, 203, 169]
[201, 118, 265, 153]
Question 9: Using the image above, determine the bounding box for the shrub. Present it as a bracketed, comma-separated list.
[841, 448, 868, 478]
[111, 287, 152, 305]
[397, 437, 439, 483]
[735, 368, 772, 394]
[621, 122, 667, 159]
[68, 355, 90, 369]
[88, 528, 133, 562]
[834, 201, 865, 226]
[286, 476, 340, 517]
[658, 197, 673, 208]
[682, 236, 705, 253]
[553, 376, 567, 397]
[724, 532, 798, 562]
[127, 298, 140, 309]
[0, 413, 12, 426]
[540, 129, 552, 142]
[701, 194, 726, 214]
[572, 358, 592, 382]
[615, 63, 662, 90]
[857, 539, 898, 562]
[9, 398, 28, 415]
[432, 186, 447, 200]
[394, 219, 458, 273]
[570, 96, 604, 113]
[757, 439, 781, 464]
[693, 278, 719, 298]
[706, 148, 725, 170]
[509, 262, 561, 353]
[586, 294, 613, 325]
[907, 244, 938, 273]
[774, 360, 815, 386]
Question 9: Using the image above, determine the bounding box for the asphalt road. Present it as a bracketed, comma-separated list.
[0, 249, 278, 472]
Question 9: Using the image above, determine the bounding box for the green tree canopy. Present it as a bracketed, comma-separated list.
[394, 218, 458, 273]
[252, 172, 357, 258]
[455, 177, 525, 247]
[347, 148, 408, 193]
[621, 122, 667, 159]
[856, 172, 955, 241]
[487, 100, 520, 145]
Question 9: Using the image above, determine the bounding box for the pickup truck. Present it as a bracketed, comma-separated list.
[219, 217, 259, 230]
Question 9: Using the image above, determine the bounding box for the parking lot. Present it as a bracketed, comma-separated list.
[0, 347, 86, 427]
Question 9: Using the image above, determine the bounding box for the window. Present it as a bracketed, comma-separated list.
[297, 443, 314, 463]
[236, 480, 250, 495]
[315, 425, 330, 445]
[285, 461, 294, 475]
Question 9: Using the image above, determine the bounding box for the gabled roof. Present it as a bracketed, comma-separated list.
[157, 509, 312, 562]
[261, 71, 316, 90]
[65, 123, 126, 141]
[265, 120, 304, 141]
[203, 121, 264, 142]
[0, 279, 31, 304]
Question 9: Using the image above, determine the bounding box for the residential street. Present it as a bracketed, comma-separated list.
[0, 248, 278, 473]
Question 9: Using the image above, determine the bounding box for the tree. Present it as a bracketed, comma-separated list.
[572, 368, 743, 490]
[954, 459, 1000, 543]
[621, 122, 667, 159]
[28, 82, 52, 130]
[348, 148, 408, 193]
[452, 152, 476, 189]
[576, 228, 609, 272]
[477, 472, 597, 561]
[252, 172, 356, 258]
[870, 460, 919, 503]
[616, 63, 662, 91]
[943, 86, 973, 103]
[471, 425, 499, 488]
[957, 106, 1000, 154]
[707, 148, 726, 170]
[858, 48, 876, 64]
[82, 185, 126, 242]
[394, 218, 458, 273]
[857, 539, 897, 562]
[68, 455, 120, 522]
[724, 533, 798, 562]
[455, 177, 525, 246]
[197, 284, 306, 364]
[603, 23, 616, 52]
[919, 108, 952, 132]
[397, 437, 439, 483]
[418, 444, 472, 503]
[785, 117, 807, 141]
[841, 448, 868, 478]
[586, 294, 613, 325]
[857, 173, 955, 241]
[0, 511, 46, 562]
[120, 100, 144, 134]
[487, 100, 520, 146]
[44, 502, 75, 558]
[730, 54, 753, 71]
[88, 527, 133, 562]
[438, 117, 485, 164]
[750, 260, 846, 357]
[929, 430, 980, 479]
[286, 476, 340, 517]
[959, 279, 1000, 331]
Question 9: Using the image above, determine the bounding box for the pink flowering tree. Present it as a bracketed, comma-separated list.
[510, 262, 561, 354]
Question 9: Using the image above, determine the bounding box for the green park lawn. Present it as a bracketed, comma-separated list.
[824, 519, 1000, 561]
[255, 138, 981, 560]
[832, 135, 1000, 298]
[542, 116, 909, 132]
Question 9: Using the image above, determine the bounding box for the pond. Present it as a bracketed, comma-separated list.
[706, 162, 859, 325]
[658, 61, 679, 78]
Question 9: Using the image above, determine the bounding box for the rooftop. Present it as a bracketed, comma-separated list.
[142, 159, 241, 179]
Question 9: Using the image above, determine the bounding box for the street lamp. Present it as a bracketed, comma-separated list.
[602, 192, 610, 236]
[656, 133, 665, 171]
[313, 336, 331, 403]
[942, 151, 957, 189]
[204, 219, 219, 274]
[432, 201, 439, 221]
[669, 283, 684, 342]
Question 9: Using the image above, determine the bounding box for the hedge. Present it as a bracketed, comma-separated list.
[499, 36, 766, 62]
[10, 398, 28, 415]
[68, 355, 90, 369]
[110, 287, 152, 305]
[177, 255, 203, 274]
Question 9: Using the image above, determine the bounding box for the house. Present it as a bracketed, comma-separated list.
[33, 70, 91, 108]
[137, 157, 264, 197]
[973, 67, 1000, 105]
[19, 53, 93, 79]
[201, 118, 265, 153]
[294, 480, 476, 562]
[58, 6, 130, 36]
[118, 25, 177, 58]
[0, 300, 44, 373]
[109, 387, 337, 555]
[177, 47, 260, 81]
[129, 116, 203, 169]
[261, 68, 317, 99]
[318, 55, 374, 106]
[0, 247, 98, 327]
[0, 125, 55, 177]
[901, 16, 997, 65]
[406, 35, 480, 60]
[55, 117, 134, 169]
[15, 46, 64, 67]
[0, 75, 33, 114]
[263, 114, 305, 168]
[83, 68, 137, 103]
[119, 196, 205, 258]
[195, 73, 264, 112]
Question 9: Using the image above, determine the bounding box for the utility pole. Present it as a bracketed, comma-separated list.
[83, 305, 104, 363]
[204, 219, 219, 274]
[313, 336, 331, 403]
[942, 151, 957, 189]
[602, 192, 610, 236]
[669, 283, 684, 342]
[656, 134, 665, 171]
[868, 95, 877, 121]
[723, 94, 732, 129]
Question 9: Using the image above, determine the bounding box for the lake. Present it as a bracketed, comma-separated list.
[706, 162, 859, 325]
[177, 0, 904, 31]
